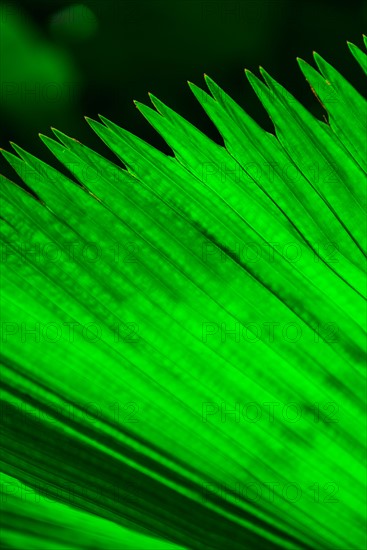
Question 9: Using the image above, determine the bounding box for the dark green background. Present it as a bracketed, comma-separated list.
[0, 0, 366, 180]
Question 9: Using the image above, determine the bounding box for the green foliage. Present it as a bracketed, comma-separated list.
[0, 38, 366, 550]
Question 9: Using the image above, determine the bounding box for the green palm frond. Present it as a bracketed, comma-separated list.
[0, 38, 366, 550]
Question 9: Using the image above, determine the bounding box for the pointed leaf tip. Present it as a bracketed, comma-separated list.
[203, 74, 214, 87]
[84, 116, 98, 129]
[148, 93, 163, 110]
[258, 67, 277, 89]
[9, 142, 23, 155]
[134, 100, 146, 111]
[98, 114, 113, 127]
[259, 66, 269, 78]
[297, 57, 308, 68]
[245, 68, 255, 78]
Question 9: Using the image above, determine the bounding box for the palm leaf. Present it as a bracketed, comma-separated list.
[1, 38, 366, 550]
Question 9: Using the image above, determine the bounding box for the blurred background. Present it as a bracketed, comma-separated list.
[0, 0, 366, 180]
